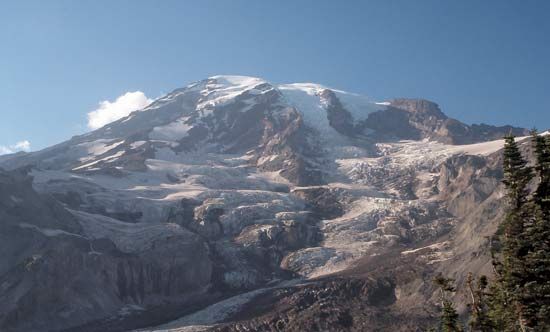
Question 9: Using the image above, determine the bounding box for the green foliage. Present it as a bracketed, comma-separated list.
[466, 273, 493, 332]
[433, 274, 463, 332]
[486, 281, 519, 331]
[441, 301, 462, 332]
[518, 132, 550, 329]
[487, 133, 550, 331]
[489, 135, 532, 330]
[502, 134, 533, 209]
[531, 130, 550, 213]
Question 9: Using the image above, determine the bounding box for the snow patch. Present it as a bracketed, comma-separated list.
[278, 83, 333, 134]
[278, 82, 383, 136]
[72, 210, 192, 253]
[73, 150, 126, 170]
[334, 90, 383, 121]
[197, 75, 269, 114]
[18, 223, 85, 239]
[150, 117, 193, 141]
[77, 139, 125, 162]
[145, 279, 301, 332]
[453, 135, 530, 156]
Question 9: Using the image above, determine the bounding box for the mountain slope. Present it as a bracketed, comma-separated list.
[0, 75, 532, 331]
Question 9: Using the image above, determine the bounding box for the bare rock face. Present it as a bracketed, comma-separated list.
[256, 105, 324, 186]
[0, 168, 82, 277]
[189, 201, 225, 239]
[209, 278, 413, 332]
[0, 169, 213, 332]
[0, 168, 81, 233]
[2, 235, 212, 332]
[322, 89, 358, 136]
[363, 98, 529, 144]
[292, 187, 350, 219]
[390, 98, 447, 117]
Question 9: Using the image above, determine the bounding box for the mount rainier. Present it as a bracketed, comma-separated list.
[0, 75, 534, 331]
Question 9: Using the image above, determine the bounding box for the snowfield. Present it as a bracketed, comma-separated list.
[27, 76, 521, 283]
[278, 82, 384, 138]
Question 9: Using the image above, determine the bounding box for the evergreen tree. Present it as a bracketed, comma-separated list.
[521, 205, 550, 330]
[434, 274, 463, 332]
[532, 130, 550, 216]
[487, 280, 519, 331]
[466, 273, 493, 332]
[519, 131, 550, 329]
[502, 135, 533, 210]
[490, 134, 534, 331]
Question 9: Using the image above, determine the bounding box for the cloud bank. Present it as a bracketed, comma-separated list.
[0, 140, 31, 155]
[87, 91, 152, 130]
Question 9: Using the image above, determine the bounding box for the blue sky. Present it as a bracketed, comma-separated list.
[1, 0, 549, 152]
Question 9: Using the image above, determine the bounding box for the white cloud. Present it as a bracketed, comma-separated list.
[13, 140, 31, 151]
[0, 146, 12, 155]
[0, 140, 31, 155]
[87, 91, 152, 130]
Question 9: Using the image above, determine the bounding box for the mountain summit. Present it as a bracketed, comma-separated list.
[2, 75, 526, 182]
[0, 76, 533, 331]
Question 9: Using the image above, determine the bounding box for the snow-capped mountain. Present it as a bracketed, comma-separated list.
[0, 75, 532, 331]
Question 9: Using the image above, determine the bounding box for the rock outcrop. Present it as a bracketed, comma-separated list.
[363, 98, 528, 144]
[0, 169, 213, 332]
